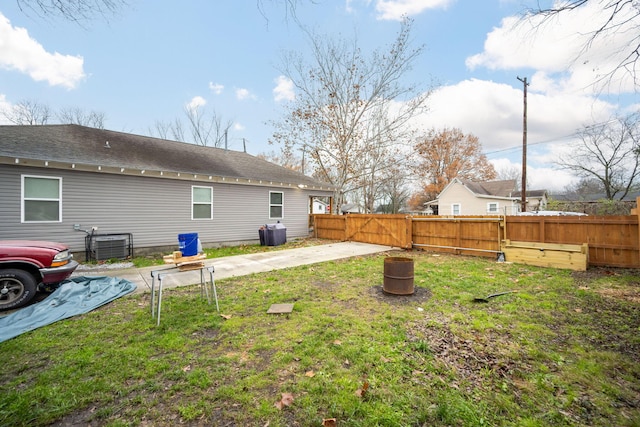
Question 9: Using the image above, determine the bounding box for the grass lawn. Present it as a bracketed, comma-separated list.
[1, 249, 639, 426]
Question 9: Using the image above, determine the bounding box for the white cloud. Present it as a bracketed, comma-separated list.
[0, 12, 85, 89]
[273, 75, 295, 102]
[375, 0, 455, 21]
[0, 94, 12, 124]
[466, 3, 640, 95]
[208, 82, 224, 95]
[490, 157, 577, 193]
[236, 88, 256, 101]
[406, 78, 616, 192]
[186, 95, 207, 111]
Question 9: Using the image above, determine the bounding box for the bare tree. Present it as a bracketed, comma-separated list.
[184, 104, 234, 148]
[2, 99, 51, 125]
[257, 150, 303, 172]
[57, 107, 106, 128]
[495, 164, 522, 190]
[556, 113, 640, 200]
[270, 17, 431, 212]
[376, 163, 411, 213]
[522, 1, 640, 91]
[150, 118, 185, 142]
[15, 0, 127, 22]
[150, 106, 233, 147]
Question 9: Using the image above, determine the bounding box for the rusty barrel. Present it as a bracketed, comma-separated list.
[383, 257, 414, 295]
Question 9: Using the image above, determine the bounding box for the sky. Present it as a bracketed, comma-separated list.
[1, 0, 639, 193]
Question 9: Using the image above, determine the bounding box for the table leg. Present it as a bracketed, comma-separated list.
[156, 275, 164, 326]
[207, 266, 219, 312]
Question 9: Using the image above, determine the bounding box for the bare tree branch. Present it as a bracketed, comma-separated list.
[15, 0, 128, 22]
[2, 99, 51, 125]
[270, 17, 431, 212]
[556, 112, 640, 200]
[522, 0, 640, 92]
[57, 107, 106, 128]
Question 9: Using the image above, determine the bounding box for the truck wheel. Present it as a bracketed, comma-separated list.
[0, 269, 38, 311]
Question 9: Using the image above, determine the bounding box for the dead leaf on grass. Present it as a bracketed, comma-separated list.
[305, 370, 315, 377]
[333, 340, 342, 345]
[275, 392, 294, 410]
[322, 418, 337, 426]
[220, 314, 232, 320]
[182, 364, 191, 372]
[355, 381, 369, 397]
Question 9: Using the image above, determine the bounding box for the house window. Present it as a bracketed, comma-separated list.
[192, 186, 213, 219]
[269, 191, 284, 219]
[487, 202, 499, 214]
[452, 203, 461, 215]
[22, 175, 62, 222]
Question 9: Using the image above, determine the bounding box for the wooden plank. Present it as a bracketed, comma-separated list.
[163, 253, 206, 264]
[502, 240, 588, 271]
[178, 262, 205, 271]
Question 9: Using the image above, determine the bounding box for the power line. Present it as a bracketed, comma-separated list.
[483, 117, 621, 157]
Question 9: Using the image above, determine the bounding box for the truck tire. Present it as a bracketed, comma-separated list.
[0, 269, 38, 310]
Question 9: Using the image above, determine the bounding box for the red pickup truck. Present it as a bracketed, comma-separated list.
[0, 240, 79, 310]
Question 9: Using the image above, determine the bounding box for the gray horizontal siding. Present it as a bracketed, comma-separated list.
[0, 165, 332, 255]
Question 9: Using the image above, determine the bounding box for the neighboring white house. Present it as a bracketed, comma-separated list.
[431, 178, 547, 216]
[311, 198, 329, 214]
[512, 189, 548, 212]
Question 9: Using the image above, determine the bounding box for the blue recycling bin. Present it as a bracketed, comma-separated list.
[178, 233, 199, 256]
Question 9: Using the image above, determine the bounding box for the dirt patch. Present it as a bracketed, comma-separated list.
[368, 285, 432, 305]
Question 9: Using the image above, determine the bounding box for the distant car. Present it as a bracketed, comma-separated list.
[515, 211, 588, 216]
[0, 240, 79, 310]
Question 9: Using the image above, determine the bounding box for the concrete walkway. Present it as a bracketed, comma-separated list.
[74, 241, 397, 295]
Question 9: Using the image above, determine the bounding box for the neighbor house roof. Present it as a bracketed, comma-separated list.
[460, 179, 517, 197]
[0, 124, 336, 190]
[512, 189, 547, 198]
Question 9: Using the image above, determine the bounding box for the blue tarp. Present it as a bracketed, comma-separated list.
[0, 276, 136, 343]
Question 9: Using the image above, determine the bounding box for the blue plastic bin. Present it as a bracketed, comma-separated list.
[178, 233, 199, 256]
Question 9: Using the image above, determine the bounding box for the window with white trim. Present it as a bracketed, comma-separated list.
[269, 191, 284, 219]
[451, 203, 461, 215]
[487, 202, 499, 214]
[192, 186, 213, 219]
[22, 175, 62, 222]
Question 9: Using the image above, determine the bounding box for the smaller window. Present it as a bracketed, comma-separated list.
[192, 186, 213, 220]
[487, 202, 499, 214]
[452, 203, 461, 215]
[22, 175, 62, 222]
[269, 191, 284, 219]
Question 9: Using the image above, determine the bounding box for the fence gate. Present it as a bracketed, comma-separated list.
[345, 214, 412, 249]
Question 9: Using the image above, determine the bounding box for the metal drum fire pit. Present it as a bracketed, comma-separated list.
[383, 257, 414, 295]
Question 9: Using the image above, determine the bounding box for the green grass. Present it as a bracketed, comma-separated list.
[1, 250, 639, 426]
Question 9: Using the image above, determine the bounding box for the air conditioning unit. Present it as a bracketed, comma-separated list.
[95, 236, 127, 260]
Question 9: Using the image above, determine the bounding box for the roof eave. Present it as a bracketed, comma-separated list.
[1, 156, 338, 192]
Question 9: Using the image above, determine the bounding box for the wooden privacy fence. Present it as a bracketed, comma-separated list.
[313, 208, 640, 269]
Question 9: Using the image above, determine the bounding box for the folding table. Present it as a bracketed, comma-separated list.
[150, 265, 218, 326]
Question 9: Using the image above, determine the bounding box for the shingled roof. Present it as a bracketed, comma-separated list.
[0, 124, 335, 190]
[461, 179, 517, 197]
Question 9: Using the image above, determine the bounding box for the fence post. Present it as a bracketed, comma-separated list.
[636, 197, 640, 265]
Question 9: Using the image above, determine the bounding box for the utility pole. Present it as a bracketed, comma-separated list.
[517, 76, 529, 213]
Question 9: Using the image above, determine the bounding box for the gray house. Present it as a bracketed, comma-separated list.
[0, 125, 336, 260]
